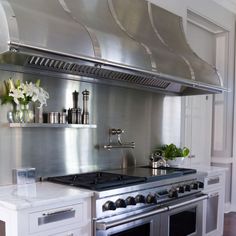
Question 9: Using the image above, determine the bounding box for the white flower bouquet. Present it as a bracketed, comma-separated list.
[1, 79, 49, 123]
[2, 79, 49, 107]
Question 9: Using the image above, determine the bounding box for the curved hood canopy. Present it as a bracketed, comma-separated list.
[0, 0, 225, 95]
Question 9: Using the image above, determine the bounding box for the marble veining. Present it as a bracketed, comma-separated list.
[190, 165, 227, 174]
[0, 182, 93, 210]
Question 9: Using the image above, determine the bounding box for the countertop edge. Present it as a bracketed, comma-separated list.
[0, 182, 94, 211]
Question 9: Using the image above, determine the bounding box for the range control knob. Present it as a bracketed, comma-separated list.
[198, 181, 204, 189]
[185, 185, 191, 192]
[115, 199, 126, 208]
[135, 195, 146, 204]
[178, 186, 185, 193]
[126, 196, 136, 206]
[169, 190, 178, 198]
[146, 194, 157, 204]
[103, 201, 116, 211]
[192, 183, 199, 190]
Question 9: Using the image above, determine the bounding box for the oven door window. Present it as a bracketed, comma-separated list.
[111, 223, 150, 236]
[96, 216, 157, 236]
[169, 207, 196, 236]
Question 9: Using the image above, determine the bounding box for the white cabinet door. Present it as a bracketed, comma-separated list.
[203, 172, 225, 236]
[204, 188, 224, 236]
[183, 95, 212, 166]
[184, 11, 229, 166]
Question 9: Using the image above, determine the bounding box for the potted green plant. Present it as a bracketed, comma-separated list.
[153, 143, 190, 167]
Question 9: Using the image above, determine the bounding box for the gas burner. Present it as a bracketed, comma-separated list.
[47, 167, 206, 223]
[47, 172, 146, 190]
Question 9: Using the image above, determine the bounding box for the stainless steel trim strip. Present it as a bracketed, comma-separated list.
[215, 68, 224, 87]
[181, 55, 195, 80]
[85, 27, 102, 58]
[179, 15, 223, 86]
[0, 0, 19, 44]
[58, 0, 71, 13]
[96, 206, 168, 230]
[58, 0, 101, 58]
[108, 0, 157, 70]
[168, 194, 208, 211]
[147, 2, 167, 47]
[148, 2, 195, 81]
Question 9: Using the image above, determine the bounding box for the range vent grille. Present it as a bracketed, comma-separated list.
[26, 56, 170, 89]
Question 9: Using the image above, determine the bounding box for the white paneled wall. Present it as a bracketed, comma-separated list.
[149, 0, 235, 207]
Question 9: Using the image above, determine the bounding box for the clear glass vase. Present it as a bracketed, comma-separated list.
[13, 104, 34, 123]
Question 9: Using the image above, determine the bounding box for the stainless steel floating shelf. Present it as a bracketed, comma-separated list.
[9, 123, 97, 129]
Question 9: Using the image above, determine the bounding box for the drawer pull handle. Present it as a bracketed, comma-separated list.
[42, 208, 74, 216]
[207, 177, 220, 185]
[209, 192, 219, 198]
[38, 208, 75, 225]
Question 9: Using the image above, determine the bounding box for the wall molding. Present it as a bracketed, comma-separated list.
[212, 0, 236, 14]
[211, 157, 233, 164]
[225, 202, 232, 213]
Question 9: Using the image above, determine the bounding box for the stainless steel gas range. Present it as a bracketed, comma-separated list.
[48, 166, 207, 236]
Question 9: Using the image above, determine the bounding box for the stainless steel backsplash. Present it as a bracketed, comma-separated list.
[0, 71, 182, 185]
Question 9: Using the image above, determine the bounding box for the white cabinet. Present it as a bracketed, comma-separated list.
[1, 196, 92, 236]
[0, 183, 93, 236]
[203, 171, 225, 236]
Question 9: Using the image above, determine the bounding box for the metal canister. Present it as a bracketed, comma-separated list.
[54, 112, 59, 123]
[48, 112, 54, 124]
[59, 112, 67, 124]
[48, 112, 59, 124]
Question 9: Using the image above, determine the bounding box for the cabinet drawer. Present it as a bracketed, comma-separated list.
[49, 227, 90, 236]
[29, 203, 83, 234]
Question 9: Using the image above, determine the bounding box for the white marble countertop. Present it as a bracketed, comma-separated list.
[0, 166, 226, 211]
[0, 182, 93, 211]
[184, 164, 227, 175]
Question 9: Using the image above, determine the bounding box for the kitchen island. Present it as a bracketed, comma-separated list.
[0, 182, 93, 236]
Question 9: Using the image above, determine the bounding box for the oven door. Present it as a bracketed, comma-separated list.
[160, 194, 207, 236]
[95, 207, 167, 236]
[95, 194, 207, 236]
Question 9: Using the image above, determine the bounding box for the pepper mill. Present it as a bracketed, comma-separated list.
[72, 90, 79, 109]
[71, 90, 79, 124]
[82, 89, 89, 124]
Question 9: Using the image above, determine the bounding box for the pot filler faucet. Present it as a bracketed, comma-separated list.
[104, 128, 135, 150]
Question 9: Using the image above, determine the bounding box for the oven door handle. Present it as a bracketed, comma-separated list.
[168, 194, 208, 210]
[96, 206, 168, 230]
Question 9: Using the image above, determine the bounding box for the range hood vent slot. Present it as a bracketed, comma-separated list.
[26, 55, 170, 90]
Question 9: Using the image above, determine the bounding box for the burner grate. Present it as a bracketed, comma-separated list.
[47, 172, 146, 191]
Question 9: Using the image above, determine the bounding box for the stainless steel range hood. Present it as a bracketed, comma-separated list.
[0, 0, 225, 95]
